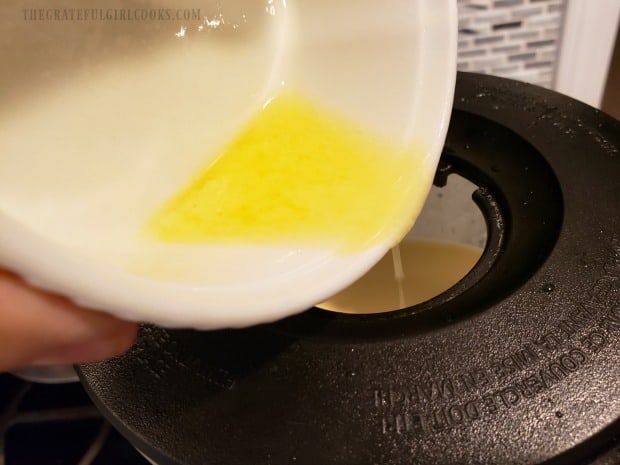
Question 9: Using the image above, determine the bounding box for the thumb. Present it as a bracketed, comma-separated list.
[0, 269, 138, 372]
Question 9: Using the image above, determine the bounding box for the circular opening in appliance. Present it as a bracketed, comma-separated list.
[316, 174, 487, 314]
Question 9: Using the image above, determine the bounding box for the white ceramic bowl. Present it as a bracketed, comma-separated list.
[0, 0, 456, 329]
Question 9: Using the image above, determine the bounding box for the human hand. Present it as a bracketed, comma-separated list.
[0, 269, 138, 373]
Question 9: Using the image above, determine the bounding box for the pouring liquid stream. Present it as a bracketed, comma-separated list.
[318, 239, 483, 314]
[391, 245, 406, 308]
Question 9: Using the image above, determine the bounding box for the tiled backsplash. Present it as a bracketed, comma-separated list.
[457, 0, 567, 89]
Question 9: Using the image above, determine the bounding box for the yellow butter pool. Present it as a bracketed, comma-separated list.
[147, 91, 427, 253]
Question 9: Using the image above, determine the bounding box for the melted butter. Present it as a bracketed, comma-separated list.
[147, 91, 427, 253]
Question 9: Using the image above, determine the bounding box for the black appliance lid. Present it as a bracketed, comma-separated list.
[78, 72, 620, 465]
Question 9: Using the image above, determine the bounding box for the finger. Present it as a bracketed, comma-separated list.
[0, 269, 138, 372]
